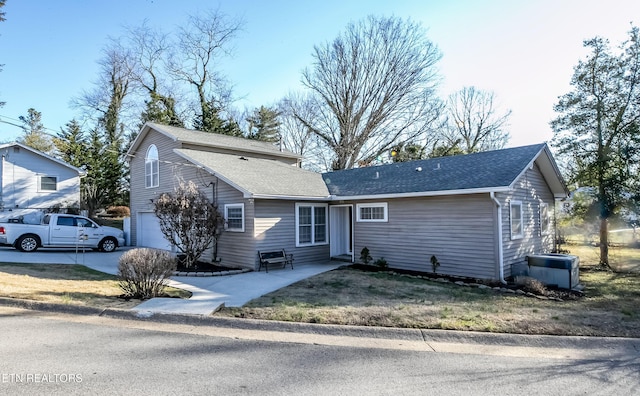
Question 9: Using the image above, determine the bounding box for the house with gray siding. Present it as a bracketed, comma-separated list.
[127, 123, 568, 281]
[0, 142, 84, 217]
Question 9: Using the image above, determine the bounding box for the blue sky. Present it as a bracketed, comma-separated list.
[0, 0, 638, 147]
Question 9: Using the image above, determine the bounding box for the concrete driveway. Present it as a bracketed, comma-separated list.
[0, 246, 344, 315]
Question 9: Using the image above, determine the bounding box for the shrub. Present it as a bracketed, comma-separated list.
[514, 276, 547, 295]
[360, 247, 373, 265]
[154, 181, 225, 268]
[118, 248, 177, 299]
[374, 257, 388, 269]
[430, 255, 440, 273]
[107, 206, 130, 217]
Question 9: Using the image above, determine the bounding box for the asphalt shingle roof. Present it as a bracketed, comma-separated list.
[322, 144, 547, 197]
[175, 149, 330, 198]
[147, 122, 301, 160]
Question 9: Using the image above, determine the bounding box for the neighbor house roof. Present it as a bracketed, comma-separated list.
[174, 149, 330, 200]
[322, 144, 568, 199]
[128, 122, 302, 161]
[0, 142, 86, 176]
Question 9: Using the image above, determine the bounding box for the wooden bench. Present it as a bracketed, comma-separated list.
[258, 249, 294, 272]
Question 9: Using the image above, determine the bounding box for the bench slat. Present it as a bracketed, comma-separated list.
[258, 249, 294, 272]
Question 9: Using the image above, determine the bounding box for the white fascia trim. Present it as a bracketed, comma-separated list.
[509, 147, 544, 191]
[331, 186, 511, 201]
[249, 193, 331, 201]
[2, 142, 86, 176]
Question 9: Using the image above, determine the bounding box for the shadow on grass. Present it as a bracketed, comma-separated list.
[0, 263, 116, 281]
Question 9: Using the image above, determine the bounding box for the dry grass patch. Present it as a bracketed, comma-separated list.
[218, 266, 640, 337]
[0, 263, 190, 309]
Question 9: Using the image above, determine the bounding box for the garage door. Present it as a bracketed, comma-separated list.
[138, 212, 173, 251]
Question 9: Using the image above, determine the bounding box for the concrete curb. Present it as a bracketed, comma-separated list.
[2, 296, 640, 356]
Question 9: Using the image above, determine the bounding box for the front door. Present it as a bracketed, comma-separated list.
[330, 205, 353, 261]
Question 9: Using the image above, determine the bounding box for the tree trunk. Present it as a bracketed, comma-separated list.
[599, 216, 610, 269]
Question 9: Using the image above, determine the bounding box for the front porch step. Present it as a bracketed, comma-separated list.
[331, 254, 353, 263]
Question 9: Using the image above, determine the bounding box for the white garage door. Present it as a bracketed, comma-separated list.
[138, 212, 173, 251]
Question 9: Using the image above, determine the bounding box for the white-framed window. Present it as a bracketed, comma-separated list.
[225, 203, 245, 232]
[39, 176, 58, 191]
[356, 202, 388, 222]
[540, 202, 550, 235]
[145, 144, 159, 188]
[295, 203, 328, 246]
[510, 200, 524, 240]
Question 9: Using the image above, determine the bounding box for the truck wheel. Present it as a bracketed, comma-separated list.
[99, 237, 117, 252]
[16, 235, 39, 252]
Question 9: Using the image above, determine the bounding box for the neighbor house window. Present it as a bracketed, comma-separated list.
[356, 202, 388, 222]
[540, 202, 550, 235]
[225, 203, 245, 232]
[39, 176, 58, 191]
[145, 144, 159, 188]
[510, 201, 524, 240]
[296, 203, 328, 246]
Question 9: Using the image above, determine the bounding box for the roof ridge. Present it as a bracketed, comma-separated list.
[323, 143, 547, 176]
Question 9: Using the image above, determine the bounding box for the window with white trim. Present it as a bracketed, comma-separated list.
[145, 145, 159, 188]
[510, 201, 523, 240]
[39, 176, 57, 191]
[540, 202, 550, 235]
[225, 203, 245, 232]
[356, 202, 388, 222]
[295, 203, 328, 246]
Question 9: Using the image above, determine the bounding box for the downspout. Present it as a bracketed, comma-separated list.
[491, 192, 507, 284]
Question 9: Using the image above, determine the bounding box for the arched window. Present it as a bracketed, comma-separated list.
[145, 145, 159, 188]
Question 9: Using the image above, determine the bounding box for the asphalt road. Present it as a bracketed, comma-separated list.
[1, 307, 638, 395]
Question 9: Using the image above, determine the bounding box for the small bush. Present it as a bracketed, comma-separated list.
[360, 247, 372, 265]
[514, 276, 547, 295]
[118, 248, 177, 299]
[374, 257, 388, 269]
[430, 255, 440, 273]
[106, 206, 130, 217]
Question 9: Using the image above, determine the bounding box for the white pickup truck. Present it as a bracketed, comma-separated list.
[0, 213, 125, 252]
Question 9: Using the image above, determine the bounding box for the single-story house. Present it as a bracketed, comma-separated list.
[0, 142, 84, 217]
[127, 122, 568, 281]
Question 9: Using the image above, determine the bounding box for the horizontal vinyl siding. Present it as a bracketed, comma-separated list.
[215, 182, 256, 269]
[499, 164, 556, 278]
[129, 132, 256, 270]
[352, 194, 497, 279]
[254, 200, 330, 268]
[129, 131, 182, 246]
[1, 148, 80, 209]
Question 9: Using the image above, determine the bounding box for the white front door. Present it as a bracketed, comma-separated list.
[330, 205, 353, 259]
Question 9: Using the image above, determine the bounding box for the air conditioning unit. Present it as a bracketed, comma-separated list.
[526, 254, 580, 290]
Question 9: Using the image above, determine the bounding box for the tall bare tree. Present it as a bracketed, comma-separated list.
[125, 21, 185, 128]
[279, 94, 333, 171]
[552, 26, 640, 268]
[441, 86, 511, 154]
[167, 9, 243, 133]
[297, 15, 443, 170]
[73, 40, 135, 210]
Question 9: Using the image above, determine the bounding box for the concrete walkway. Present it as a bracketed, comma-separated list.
[134, 263, 343, 315]
[0, 247, 344, 315]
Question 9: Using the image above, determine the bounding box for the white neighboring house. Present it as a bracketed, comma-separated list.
[0, 142, 84, 216]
